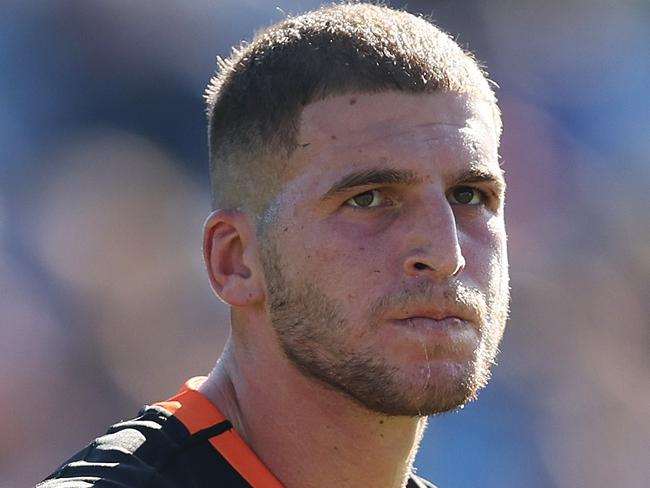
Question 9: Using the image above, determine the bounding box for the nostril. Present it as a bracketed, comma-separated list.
[413, 262, 431, 271]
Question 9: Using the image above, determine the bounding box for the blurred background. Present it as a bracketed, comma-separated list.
[1, 1, 648, 487]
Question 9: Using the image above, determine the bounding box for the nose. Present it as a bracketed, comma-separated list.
[402, 199, 466, 279]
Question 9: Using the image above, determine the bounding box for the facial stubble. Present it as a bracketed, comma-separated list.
[258, 233, 509, 417]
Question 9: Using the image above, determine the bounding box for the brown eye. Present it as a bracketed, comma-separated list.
[449, 187, 482, 205]
[346, 190, 384, 208]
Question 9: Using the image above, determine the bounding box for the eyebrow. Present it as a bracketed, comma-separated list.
[320, 166, 506, 201]
[452, 168, 507, 196]
[321, 168, 421, 200]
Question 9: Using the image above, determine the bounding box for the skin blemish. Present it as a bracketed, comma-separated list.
[330, 135, 337, 140]
[349, 98, 357, 105]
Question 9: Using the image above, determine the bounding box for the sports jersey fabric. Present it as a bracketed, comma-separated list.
[38, 377, 437, 488]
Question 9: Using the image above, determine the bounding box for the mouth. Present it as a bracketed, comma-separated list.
[392, 315, 469, 333]
[393, 307, 475, 324]
[399, 315, 463, 324]
[387, 310, 480, 356]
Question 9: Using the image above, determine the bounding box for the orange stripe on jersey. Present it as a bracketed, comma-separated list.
[208, 426, 284, 488]
[154, 378, 225, 434]
[154, 377, 284, 488]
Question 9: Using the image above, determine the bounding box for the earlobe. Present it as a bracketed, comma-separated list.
[203, 210, 265, 307]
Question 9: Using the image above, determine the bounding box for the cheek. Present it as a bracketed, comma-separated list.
[460, 215, 508, 287]
[286, 220, 395, 303]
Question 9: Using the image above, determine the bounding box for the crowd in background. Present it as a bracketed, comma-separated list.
[1, 1, 648, 487]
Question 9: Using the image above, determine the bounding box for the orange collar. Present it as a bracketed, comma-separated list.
[155, 377, 284, 488]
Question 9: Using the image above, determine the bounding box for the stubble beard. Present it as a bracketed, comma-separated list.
[258, 235, 510, 417]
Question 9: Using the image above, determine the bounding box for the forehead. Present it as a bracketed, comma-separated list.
[301, 90, 496, 138]
[281, 91, 500, 198]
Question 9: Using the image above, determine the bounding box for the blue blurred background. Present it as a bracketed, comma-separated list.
[1, 1, 648, 487]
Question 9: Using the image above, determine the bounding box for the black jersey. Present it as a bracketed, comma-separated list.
[38, 378, 437, 488]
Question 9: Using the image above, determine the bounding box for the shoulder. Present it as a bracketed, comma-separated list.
[37, 405, 186, 488]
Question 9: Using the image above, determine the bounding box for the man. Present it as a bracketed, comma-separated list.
[39, 3, 508, 487]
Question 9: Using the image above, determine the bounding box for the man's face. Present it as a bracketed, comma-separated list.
[258, 91, 509, 417]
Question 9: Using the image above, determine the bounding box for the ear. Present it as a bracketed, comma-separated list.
[203, 209, 265, 307]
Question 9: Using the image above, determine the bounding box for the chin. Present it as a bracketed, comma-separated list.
[402, 360, 481, 416]
[347, 358, 484, 417]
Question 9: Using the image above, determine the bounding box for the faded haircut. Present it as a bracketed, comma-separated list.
[205, 2, 500, 216]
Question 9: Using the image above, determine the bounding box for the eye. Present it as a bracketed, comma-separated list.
[345, 189, 386, 208]
[448, 186, 484, 206]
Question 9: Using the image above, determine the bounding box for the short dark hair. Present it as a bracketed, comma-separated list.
[205, 2, 500, 214]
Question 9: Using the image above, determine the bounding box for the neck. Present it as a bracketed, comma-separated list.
[200, 334, 427, 488]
